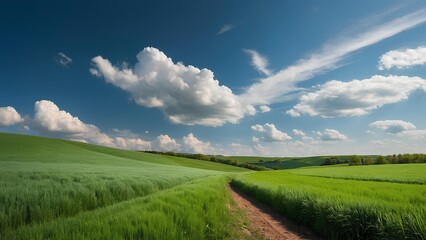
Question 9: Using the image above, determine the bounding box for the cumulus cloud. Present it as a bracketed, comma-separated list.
[114, 137, 151, 150]
[378, 46, 426, 70]
[33, 100, 151, 150]
[217, 24, 237, 35]
[251, 123, 292, 142]
[91, 47, 254, 126]
[153, 134, 181, 152]
[0, 106, 23, 126]
[259, 105, 271, 113]
[182, 133, 215, 154]
[369, 119, 426, 140]
[34, 100, 93, 134]
[287, 75, 426, 117]
[54, 52, 72, 67]
[243, 49, 272, 76]
[240, 9, 426, 105]
[292, 129, 315, 141]
[369, 120, 416, 134]
[316, 129, 348, 141]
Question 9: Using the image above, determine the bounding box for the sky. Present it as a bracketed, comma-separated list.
[1, 0, 426, 156]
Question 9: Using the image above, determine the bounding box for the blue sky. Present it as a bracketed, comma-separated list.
[1, 0, 426, 156]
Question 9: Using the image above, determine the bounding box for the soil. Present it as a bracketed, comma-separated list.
[228, 184, 321, 240]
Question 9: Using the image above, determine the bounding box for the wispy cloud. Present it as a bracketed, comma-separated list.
[217, 23, 237, 35]
[240, 8, 426, 105]
[54, 52, 72, 67]
[243, 49, 273, 76]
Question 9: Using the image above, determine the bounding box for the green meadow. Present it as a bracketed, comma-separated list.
[1, 132, 425, 239]
[0, 133, 247, 239]
[233, 167, 426, 239]
[289, 163, 426, 184]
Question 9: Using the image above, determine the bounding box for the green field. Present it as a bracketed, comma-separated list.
[219, 155, 329, 168]
[233, 167, 426, 239]
[254, 156, 327, 169]
[289, 163, 426, 184]
[2, 132, 425, 239]
[0, 133, 247, 239]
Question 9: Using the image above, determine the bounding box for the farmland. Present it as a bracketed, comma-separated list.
[1, 132, 425, 239]
[232, 166, 426, 239]
[289, 163, 426, 184]
[0, 133, 247, 239]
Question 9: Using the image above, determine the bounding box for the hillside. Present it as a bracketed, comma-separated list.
[0, 132, 248, 239]
[0, 132, 248, 172]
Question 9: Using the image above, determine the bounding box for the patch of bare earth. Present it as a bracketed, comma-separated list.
[228, 184, 321, 240]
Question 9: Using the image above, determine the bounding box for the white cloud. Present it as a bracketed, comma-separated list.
[34, 100, 93, 134]
[227, 143, 254, 156]
[217, 24, 237, 35]
[316, 129, 348, 141]
[55, 52, 72, 66]
[114, 137, 151, 151]
[0, 106, 23, 126]
[243, 49, 272, 76]
[379, 46, 426, 70]
[292, 129, 306, 137]
[369, 120, 416, 134]
[240, 9, 426, 105]
[91, 47, 254, 127]
[292, 129, 314, 142]
[259, 105, 271, 113]
[252, 136, 259, 143]
[152, 134, 181, 152]
[33, 100, 151, 150]
[397, 130, 426, 139]
[251, 123, 292, 142]
[182, 133, 215, 154]
[287, 75, 426, 117]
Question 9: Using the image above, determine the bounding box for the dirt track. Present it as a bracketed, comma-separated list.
[228, 184, 320, 240]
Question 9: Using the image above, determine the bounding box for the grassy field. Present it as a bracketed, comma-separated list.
[221, 155, 329, 168]
[5, 176, 239, 240]
[218, 156, 278, 164]
[289, 163, 426, 184]
[2, 132, 425, 239]
[0, 133, 248, 239]
[233, 166, 426, 239]
[254, 156, 326, 169]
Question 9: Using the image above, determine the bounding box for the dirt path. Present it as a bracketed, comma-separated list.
[228, 184, 320, 240]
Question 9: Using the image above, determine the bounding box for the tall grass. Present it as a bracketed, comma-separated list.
[0, 133, 246, 237]
[5, 176, 238, 240]
[233, 170, 426, 239]
[0, 163, 218, 236]
[289, 163, 426, 184]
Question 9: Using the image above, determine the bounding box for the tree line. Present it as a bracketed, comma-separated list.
[143, 151, 269, 171]
[349, 153, 426, 166]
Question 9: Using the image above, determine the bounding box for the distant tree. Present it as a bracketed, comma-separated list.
[375, 156, 387, 164]
[362, 157, 373, 165]
[349, 155, 362, 166]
